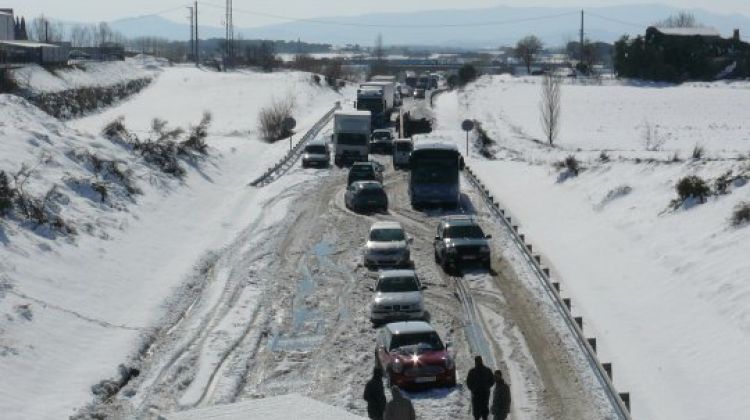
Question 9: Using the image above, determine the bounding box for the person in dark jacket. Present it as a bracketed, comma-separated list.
[364, 367, 387, 420]
[383, 385, 416, 420]
[466, 355, 495, 420]
[490, 370, 511, 420]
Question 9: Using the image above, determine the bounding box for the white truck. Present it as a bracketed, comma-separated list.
[333, 110, 371, 166]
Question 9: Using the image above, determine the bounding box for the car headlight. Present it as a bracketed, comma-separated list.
[445, 357, 454, 369]
[391, 360, 404, 373]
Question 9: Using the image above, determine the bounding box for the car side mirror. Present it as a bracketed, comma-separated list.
[434, 236, 440, 241]
[485, 234, 492, 239]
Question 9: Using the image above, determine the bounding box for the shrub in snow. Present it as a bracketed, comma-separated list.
[258, 96, 295, 142]
[642, 120, 666, 151]
[311, 74, 321, 85]
[179, 111, 212, 156]
[670, 151, 682, 163]
[555, 154, 581, 182]
[599, 151, 610, 163]
[691, 144, 705, 160]
[473, 121, 496, 159]
[674, 175, 711, 207]
[732, 202, 750, 227]
[29, 79, 152, 120]
[0, 171, 13, 216]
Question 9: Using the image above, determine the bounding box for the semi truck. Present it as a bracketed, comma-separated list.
[333, 110, 371, 166]
[357, 81, 396, 128]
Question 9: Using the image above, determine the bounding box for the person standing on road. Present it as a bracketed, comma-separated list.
[363, 367, 387, 420]
[490, 370, 511, 420]
[383, 385, 416, 420]
[466, 355, 495, 420]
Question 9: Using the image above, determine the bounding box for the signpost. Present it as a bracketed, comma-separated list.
[283, 117, 297, 152]
[461, 119, 474, 157]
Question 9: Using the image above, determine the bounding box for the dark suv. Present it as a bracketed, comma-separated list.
[433, 216, 492, 271]
[347, 161, 384, 186]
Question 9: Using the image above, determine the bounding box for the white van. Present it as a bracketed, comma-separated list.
[392, 138, 413, 169]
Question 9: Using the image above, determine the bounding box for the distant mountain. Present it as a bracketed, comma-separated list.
[109, 4, 750, 48]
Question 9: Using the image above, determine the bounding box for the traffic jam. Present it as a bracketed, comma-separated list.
[302, 73, 495, 391]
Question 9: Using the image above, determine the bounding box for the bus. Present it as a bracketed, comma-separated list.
[409, 143, 463, 208]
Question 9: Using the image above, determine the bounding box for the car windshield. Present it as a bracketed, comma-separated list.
[445, 225, 485, 239]
[373, 131, 392, 141]
[359, 188, 385, 197]
[390, 332, 444, 351]
[351, 166, 375, 176]
[395, 142, 412, 152]
[378, 276, 419, 293]
[370, 228, 404, 241]
[305, 145, 326, 154]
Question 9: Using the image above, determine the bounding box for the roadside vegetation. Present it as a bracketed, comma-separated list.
[258, 96, 295, 142]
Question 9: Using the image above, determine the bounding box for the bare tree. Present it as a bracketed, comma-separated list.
[656, 11, 699, 28]
[540, 74, 561, 145]
[28, 15, 64, 42]
[515, 35, 543, 75]
[69, 24, 91, 47]
[371, 33, 387, 75]
[642, 120, 666, 151]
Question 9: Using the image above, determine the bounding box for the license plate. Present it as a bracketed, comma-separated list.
[414, 376, 436, 383]
[462, 255, 477, 260]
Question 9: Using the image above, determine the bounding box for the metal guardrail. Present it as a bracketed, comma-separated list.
[249, 102, 341, 187]
[462, 164, 633, 420]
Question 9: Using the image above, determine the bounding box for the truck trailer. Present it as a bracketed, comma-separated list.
[333, 110, 371, 166]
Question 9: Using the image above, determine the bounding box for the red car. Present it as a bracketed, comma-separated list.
[375, 321, 456, 389]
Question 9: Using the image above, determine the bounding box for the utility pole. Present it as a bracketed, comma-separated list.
[188, 6, 194, 63]
[44, 19, 48, 43]
[194, 1, 199, 64]
[225, 0, 234, 65]
[579, 9, 585, 63]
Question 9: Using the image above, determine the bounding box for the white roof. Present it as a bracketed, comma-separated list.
[653, 27, 721, 37]
[386, 321, 435, 335]
[335, 110, 371, 117]
[370, 221, 403, 230]
[165, 394, 366, 419]
[0, 40, 59, 48]
[379, 269, 416, 279]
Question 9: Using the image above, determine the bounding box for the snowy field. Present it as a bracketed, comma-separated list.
[432, 76, 750, 420]
[0, 65, 347, 418]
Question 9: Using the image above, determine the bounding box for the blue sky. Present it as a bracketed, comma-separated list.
[11, 1, 750, 26]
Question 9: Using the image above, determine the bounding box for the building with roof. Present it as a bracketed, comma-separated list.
[615, 25, 750, 81]
[0, 8, 13, 41]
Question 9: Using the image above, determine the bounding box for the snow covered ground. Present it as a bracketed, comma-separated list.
[9, 57, 165, 94]
[433, 76, 750, 420]
[0, 66, 347, 419]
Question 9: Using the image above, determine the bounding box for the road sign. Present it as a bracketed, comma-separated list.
[283, 117, 297, 131]
[461, 119, 475, 132]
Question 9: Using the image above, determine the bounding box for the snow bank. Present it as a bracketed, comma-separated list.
[166, 394, 367, 419]
[10, 58, 165, 94]
[433, 80, 750, 420]
[0, 68, 345, 419]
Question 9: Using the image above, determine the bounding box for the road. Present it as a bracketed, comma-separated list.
[82, 133, 615, 419]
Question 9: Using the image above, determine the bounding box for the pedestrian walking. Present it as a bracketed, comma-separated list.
[490, 370, 511, 420]
[383, 385, 416, 420]
[466, 355, 495, 420]
[363, 367, 387, 420]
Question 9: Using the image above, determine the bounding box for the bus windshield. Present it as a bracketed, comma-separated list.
[357, 98, 384, 114]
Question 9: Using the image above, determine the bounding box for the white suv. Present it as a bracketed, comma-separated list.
[370, 270, 426, 324]
[363, 221, 412, 268]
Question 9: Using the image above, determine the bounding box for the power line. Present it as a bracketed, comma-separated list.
[197, 2, 578, 29]
[586, 12, 648, 29]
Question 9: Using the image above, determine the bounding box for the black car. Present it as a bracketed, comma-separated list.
[433, 216, 492, 271]
[370, 129, 394, 154]
[347, 161, 384, 186]
[345, 181, 388, 213]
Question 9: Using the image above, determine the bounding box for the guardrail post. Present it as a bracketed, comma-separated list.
[526, 244, 533, 253]
[563, 298, 571, 310]
[552, 282, 560, 292]
[574, 316, 583, 329]
[587, 338, 597, 353]
[519, 233, 525, 242]
[534, 255, 541, 264]
[603, 362, 612, 380]
[542, 267, 550, 277]
[619, 393, 630, 412]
